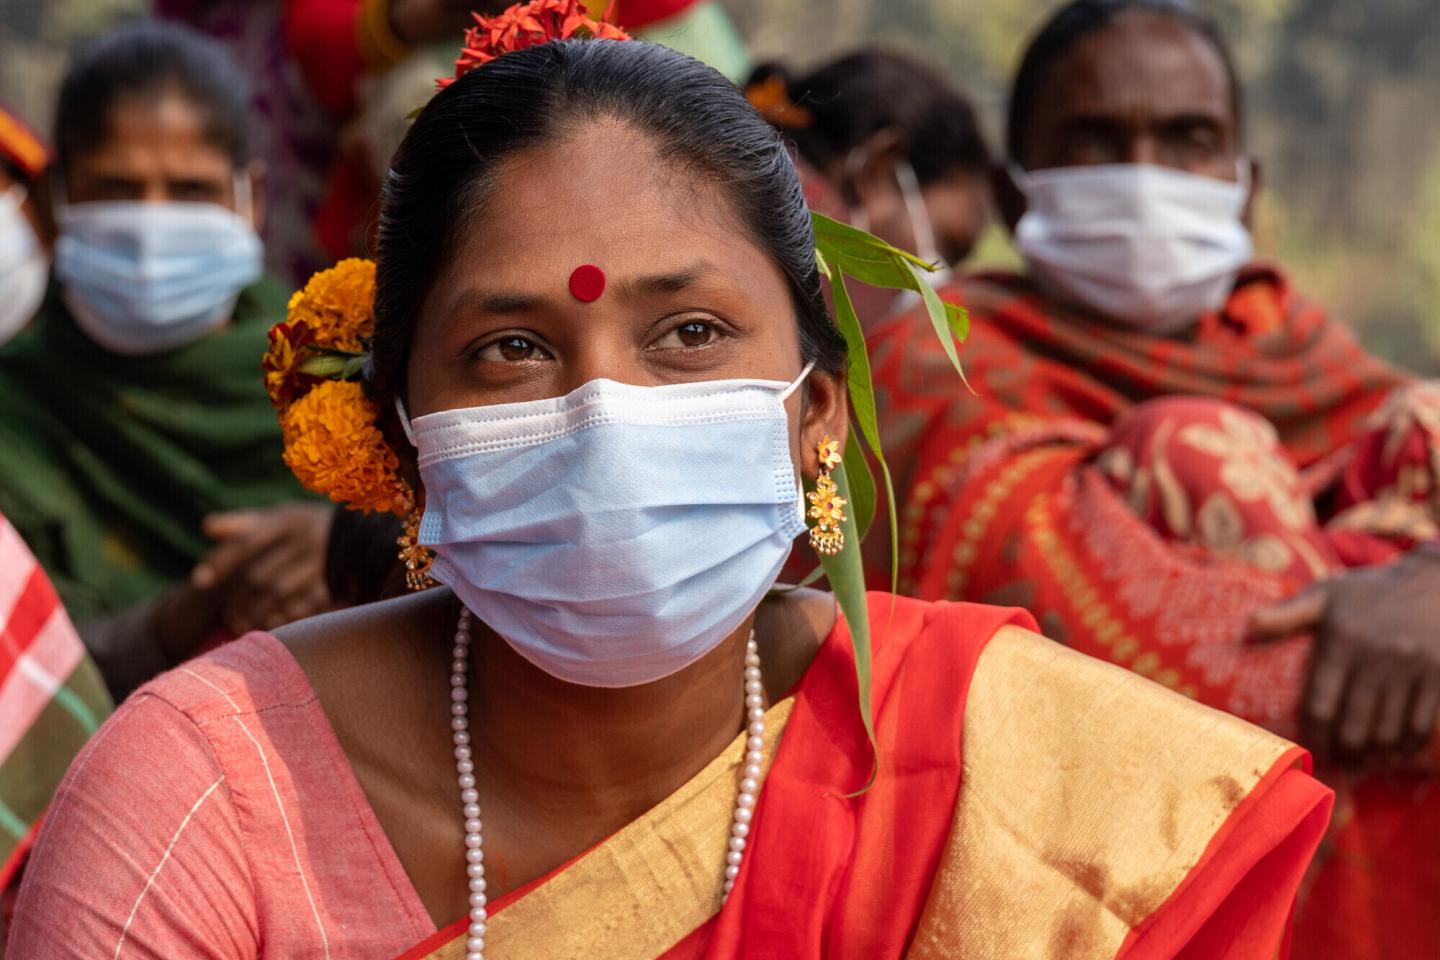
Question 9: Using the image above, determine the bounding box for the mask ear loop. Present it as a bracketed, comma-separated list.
[778, 359, 817, 402]
[1234, 156, 1254, 212]
[778, 359, 818, 524]
[895, 158, 940, 268]
[394, 395, 417, 447]
[233, 172, 255, 223]
[1005, 162, 1032, 199]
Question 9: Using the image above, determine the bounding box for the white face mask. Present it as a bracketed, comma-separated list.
[399, 365, 814, 688]
[1010, 162, 1253, 335]
[53, 178, 262, 355]
[0, 185, 48, 346]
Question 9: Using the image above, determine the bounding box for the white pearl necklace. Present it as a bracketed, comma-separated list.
[449, 607, 766, 960]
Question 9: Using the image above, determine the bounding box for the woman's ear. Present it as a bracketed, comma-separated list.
[799, 366, 850, 479]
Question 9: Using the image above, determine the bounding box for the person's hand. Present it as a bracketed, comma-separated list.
[1250, 548, 1440, 764]
[387, 0, 506, 45]
[192, 503, 335, 635]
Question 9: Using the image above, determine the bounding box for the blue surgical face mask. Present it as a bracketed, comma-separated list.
[0, 185, 47, 347]
[400, 364, 814, 688]
[53, 181, 262, 355]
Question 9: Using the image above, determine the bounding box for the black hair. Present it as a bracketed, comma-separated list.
[1007, 0, 1243, 163]
[746, 50, 990, 186]
[369, 39, 846, 404]
[325, 510, 408, 606]
[54, 20, 251, 172]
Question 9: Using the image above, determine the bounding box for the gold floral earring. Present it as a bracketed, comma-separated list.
[807, 437, 847, 556]
[396, 484, 436, 590]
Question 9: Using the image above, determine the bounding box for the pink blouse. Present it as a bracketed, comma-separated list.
[8, 634, 437, 958]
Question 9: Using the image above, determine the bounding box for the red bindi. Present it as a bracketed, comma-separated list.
[568, 264, 606, 303]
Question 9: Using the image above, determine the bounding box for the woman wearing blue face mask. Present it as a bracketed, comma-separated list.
[12, 15, 1330, 959]
[0, 21, 334, 704]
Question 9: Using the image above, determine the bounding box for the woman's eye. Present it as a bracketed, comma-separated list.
[475, 336, 550, 363]
[656, 321, 719, 350]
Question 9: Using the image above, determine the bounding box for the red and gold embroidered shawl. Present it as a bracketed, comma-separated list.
[867, 268, 1433, 959]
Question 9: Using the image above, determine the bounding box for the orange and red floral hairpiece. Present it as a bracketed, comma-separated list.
[438, 0, 629, 89]
[265, 2, 633, 517]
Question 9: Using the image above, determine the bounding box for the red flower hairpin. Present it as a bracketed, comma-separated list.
[439, 0, 631, 89]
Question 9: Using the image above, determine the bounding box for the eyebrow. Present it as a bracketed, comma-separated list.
[447, 289, 548, 317]
[617, 261, 717, 300]
[1157, 112, 1226, 131]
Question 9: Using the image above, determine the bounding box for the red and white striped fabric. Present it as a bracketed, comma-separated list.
[0, 514, 108, 892]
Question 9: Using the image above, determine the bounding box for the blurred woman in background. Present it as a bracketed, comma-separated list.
[745, 49, 991, 328]
[0, 21, 333, 702]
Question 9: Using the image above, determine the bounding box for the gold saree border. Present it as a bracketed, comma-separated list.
[424, 698, 794, 960]
[908, 626, 1296, 960]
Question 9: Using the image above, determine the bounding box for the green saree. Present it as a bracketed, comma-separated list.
[0, 280, 310, 619]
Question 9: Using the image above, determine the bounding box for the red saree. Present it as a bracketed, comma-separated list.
[404, 595, 1330, 959]
[872, 268, 1435, 958]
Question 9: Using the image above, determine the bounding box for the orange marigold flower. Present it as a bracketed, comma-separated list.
[284, 257, 376, 352]
[262, 319, 317, 410]
[439, 0, 630, 90]
[281, 380, 408, 515]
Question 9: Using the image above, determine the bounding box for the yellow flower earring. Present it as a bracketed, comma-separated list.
[807, 437, 847, 556]
[396, 484, 436, 591]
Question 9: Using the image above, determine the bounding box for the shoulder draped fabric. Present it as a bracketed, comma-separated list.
[0, 514, 110, 905]
[0, 280, 310, 619]
[866, 267, 1432, 959]
[406, 595, 1329, 959]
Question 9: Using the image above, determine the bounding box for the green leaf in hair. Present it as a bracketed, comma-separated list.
[808, 211, 972, 791]
[842, 422, 876, 540]
[814, 459, 880, 792]
[298, 348, 370, 381]
[823, 260, 900, 597]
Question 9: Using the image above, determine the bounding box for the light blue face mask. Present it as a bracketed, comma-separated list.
[400, 365, 814, 687]
[54, 185, 262, 355]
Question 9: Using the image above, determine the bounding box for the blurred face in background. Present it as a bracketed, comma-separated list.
[1000, 11, 1259, 335]
[837, 130, 989, 269]
[1015, 11, 1244, 182]
[64, 89, 256, 212]
[801, 133, 987, 330]
[54, 89, 266, 355]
